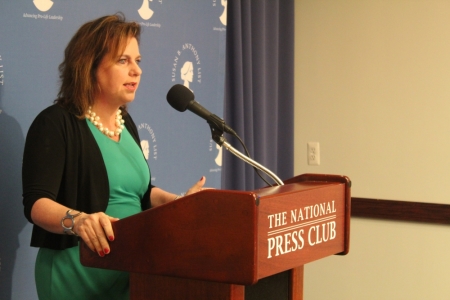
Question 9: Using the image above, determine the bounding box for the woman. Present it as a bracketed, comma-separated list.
[22, 13, 206, 299]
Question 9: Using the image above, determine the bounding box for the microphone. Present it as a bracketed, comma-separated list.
[166, 84, 236, 135]
[166, 84, 284, 186]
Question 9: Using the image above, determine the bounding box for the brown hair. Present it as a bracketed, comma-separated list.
[55, 13, 141, 117]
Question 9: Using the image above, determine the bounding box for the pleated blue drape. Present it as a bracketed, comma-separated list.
[222, 0, 294, 191]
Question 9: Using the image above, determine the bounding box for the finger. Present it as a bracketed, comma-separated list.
[78, 231, 96, 253]
[74, 215, 96, 253]
[93, 225, 110, 256]
[76, 213, 110, 257]
[84, 216, 105, 257]
[101, 216, 119, 243]
[89, 227, 105, 257]
[186, 176, 206, 195]
[93, 213, 120, 256]
[198, 176, 206, 187]
[80, 224, 103, 256]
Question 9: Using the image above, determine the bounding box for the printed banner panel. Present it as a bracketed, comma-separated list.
[0, 1, 227, 299]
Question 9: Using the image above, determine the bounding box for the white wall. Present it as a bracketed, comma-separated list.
[294, 1, 450, 299]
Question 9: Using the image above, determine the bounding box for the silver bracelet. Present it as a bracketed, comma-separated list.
[61, 209, 82, 236]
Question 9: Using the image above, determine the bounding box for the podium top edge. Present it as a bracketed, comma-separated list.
[289, 173, 352, 188]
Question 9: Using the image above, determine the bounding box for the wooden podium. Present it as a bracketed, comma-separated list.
[80, 173, 351, 300]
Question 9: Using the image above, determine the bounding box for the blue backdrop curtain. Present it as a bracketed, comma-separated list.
[222, 0, 295, 191]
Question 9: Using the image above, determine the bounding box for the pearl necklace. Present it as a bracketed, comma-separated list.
[86, 106, 125, 137]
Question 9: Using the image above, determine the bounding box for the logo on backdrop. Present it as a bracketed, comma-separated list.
[213, 0, 227, 31]
[219, 0, 227, 26]
[138, 0, 162, 28]
[33, 0, 53, 12]
[0, 55, 4, 86]
[171, 43, 202, 92]
[25, 0, 63, 21]
[215, 144, 222, 166]
[209, 140, 222, 173]
[180, 61, 194, 91]
[138, 122, 158, 181]
[137, 122, 158, 161]
[138, 0, 154, 20]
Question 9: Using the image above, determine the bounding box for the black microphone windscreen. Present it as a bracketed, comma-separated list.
[166, 84, 195, 112]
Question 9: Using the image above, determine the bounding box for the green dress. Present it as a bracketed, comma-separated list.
[35, 121, 150, 300]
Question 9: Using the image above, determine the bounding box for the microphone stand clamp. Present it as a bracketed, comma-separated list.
[208, 122, 284, 186]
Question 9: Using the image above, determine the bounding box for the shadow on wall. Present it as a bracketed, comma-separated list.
[0, 98, 28, 299]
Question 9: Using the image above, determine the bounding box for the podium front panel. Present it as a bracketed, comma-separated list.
[255, 181, 347, 279]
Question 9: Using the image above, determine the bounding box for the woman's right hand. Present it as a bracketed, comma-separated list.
[73, 212, 119, 257]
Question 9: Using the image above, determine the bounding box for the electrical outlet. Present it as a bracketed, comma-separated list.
[307, 142, 320, 166]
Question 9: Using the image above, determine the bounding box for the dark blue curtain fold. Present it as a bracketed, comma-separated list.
[222, 0, 294, 191]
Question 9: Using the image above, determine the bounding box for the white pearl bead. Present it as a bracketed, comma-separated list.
[86, 107, 124, 138]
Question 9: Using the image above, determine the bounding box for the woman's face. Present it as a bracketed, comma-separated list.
[95, 37, 142, 107]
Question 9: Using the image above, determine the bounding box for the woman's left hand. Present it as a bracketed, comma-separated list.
[150, 176, 212, 207]
[185, 176, 208, 196]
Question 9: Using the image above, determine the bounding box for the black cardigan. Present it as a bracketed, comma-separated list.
[22, 104, 152, 250]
